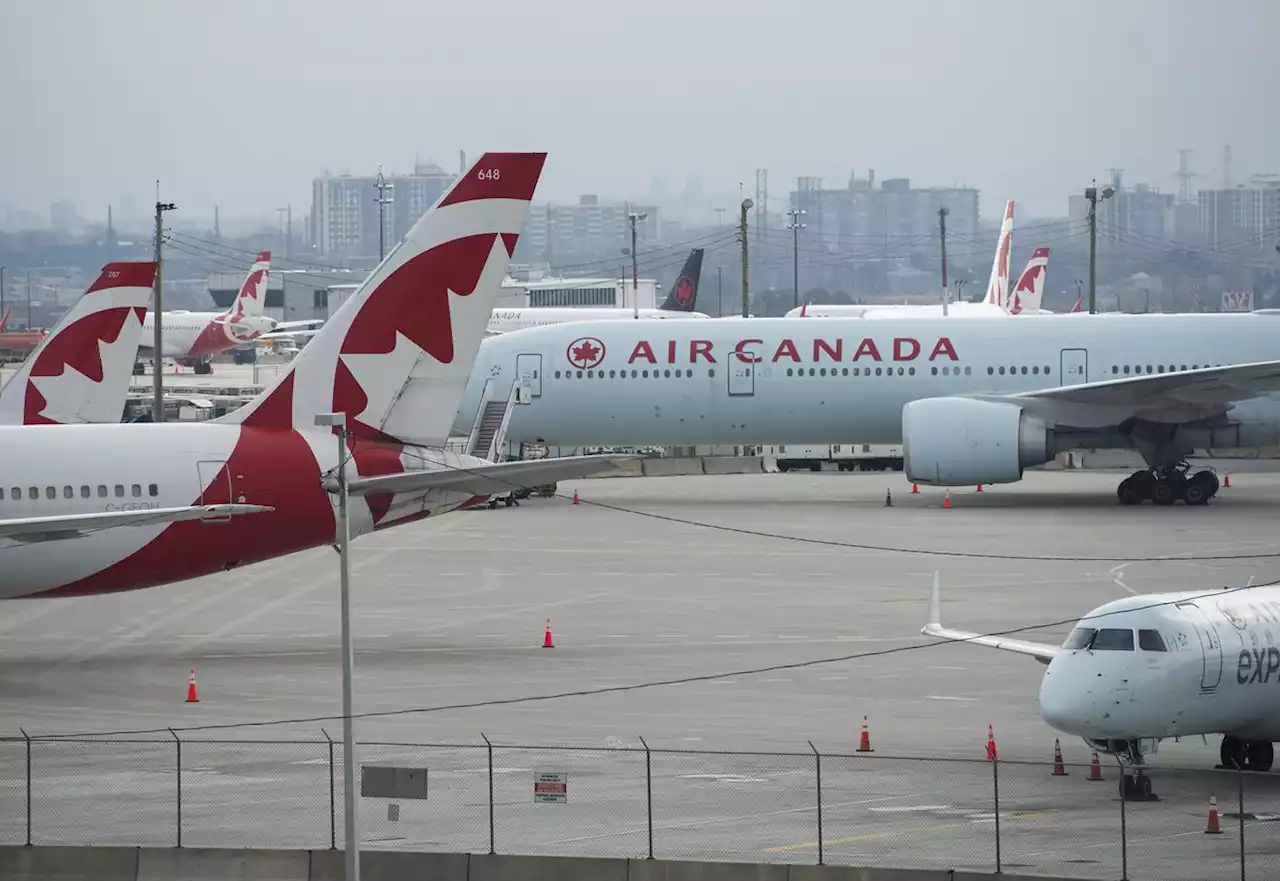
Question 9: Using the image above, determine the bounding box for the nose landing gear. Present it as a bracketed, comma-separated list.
[1117, 464, 1219, 506]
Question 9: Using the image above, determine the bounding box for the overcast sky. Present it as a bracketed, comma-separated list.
[2, 0, 1276, 225]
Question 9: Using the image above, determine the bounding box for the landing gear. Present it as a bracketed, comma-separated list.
[1120, 770, 1156, 801]
[1220, 736, 1274, 771]
[1116, 464, 1219, 506]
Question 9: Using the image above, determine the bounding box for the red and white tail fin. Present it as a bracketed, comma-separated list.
[982, 200, 1014, 312]
[0, 262, 156, 425]
[1009, 246, 1050, 315]
[0, 308, 10, 332]
[226, 251, 271, 324]
[1071, 295, 1083, 313]
[219, 153, 545, 446]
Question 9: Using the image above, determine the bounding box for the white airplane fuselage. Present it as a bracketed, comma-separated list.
[0, 422, 482, 600]
[456, 313, 1280, 450]
[1037, 588, 1280, 747]
[141, 311, 272, 359]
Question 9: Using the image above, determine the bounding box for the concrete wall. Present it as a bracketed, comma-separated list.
[0, 846, 1106, 881]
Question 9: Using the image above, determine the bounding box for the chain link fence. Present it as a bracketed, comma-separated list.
[1, 735, 1275, 880]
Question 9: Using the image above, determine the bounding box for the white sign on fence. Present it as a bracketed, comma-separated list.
[1222, 291, 1254, 312]
[534, 771, 568, 803]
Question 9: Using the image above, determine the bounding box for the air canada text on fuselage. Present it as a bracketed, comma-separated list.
[583, 336, 961, 366]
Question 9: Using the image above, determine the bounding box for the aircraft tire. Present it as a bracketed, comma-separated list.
[1151, 480, 1177, 506]
[1117, 477, 1146, 506]
[1185, 472, 1215, 506]
[1221, 736, 1246, 769]
[1246, 740, 1273, 772]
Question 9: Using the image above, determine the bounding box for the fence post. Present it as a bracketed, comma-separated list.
[481, 733, 495, 855]
[20, 728, 31, 846]
[169, 729, 182, 848]
[991, 757, 1001, 874]
[638, 736, 653, 860]
[808, 741, 824, 866]
[322, 729, 336, 850]
[1238, 765, 1246, 881]
[1115, 756, 1128, 881]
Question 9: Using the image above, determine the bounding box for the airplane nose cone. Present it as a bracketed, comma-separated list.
[1038, 665, 1093, 735]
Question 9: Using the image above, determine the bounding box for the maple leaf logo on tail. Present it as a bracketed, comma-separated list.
[1010, 246, 1050, 315]
[0, 261, 155, 426]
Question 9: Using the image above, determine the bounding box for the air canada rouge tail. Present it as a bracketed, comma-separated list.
[983, 201, 1015, 311]
[218, 152, 546, 447]
[0, 261, 156, 425]
[1009, 246, 1050, 315]
[660, 248, 705, 312]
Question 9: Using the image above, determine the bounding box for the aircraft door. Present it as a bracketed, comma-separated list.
[516, 353, 542, 399]
[196, 459, 232, 523]
[728, 360, 755, 396]
[1176, 602, 1223, 692]
[1059, 349, 1088, 385]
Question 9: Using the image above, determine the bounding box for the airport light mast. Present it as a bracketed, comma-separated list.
[152, 189, 176, 422]
[628, 211, 647, 313]
[938, 207, 950, 316]
[1085, 182, 1115, 315]
[739, 198, 752, 317]
[786, 208, 806, 311]
[373, 166, 394, 262]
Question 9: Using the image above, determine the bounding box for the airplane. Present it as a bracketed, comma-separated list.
[922, 573, 1280, 792]
[0, 262, 156, 425]
[136, 251, 323, 375]
[0, 152, 631, 601]
[455, 307, 1280, 507]
[786, 202, 1022, 319]
[1008, 247, 1050, 315]
[486, 248, 709, 333]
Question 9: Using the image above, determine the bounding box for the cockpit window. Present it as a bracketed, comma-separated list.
[1139, 629, 1167, 652]
[1062, 627, 1134, 651]
[1063, 627, 1095, 650]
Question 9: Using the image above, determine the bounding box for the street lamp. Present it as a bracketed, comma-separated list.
[315, 411, 358, 881]
[1085, 182, 1115, 315]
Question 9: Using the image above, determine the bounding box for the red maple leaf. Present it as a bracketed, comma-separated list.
[571, 339, 600, 366]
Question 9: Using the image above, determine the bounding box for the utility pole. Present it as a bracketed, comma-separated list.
[152, 190, 177, 422]
[373, 166, 394, 262]
[26, 270, 32, 328]
[786, 208, 806, 310]
[717, 265, 723, 315]
[739, 198, 753, 317]
[1084, 181, 1114, 316]
[938, 207, 950, 316]
[628, 211, 647, 313]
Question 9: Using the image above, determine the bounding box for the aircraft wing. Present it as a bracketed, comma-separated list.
[0, 504, 273, 542]
[922, 573, 1058, 665]
[259, 329, 322, 341]
[331, 455, 637, 497]
[1002, 360, 1280, 428]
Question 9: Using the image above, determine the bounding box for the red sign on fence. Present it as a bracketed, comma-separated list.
[534, 771, 568, 803]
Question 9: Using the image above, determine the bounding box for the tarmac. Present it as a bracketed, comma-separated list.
[2, 470, 1280, 879]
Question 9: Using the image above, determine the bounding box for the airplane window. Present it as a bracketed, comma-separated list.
[45, 487, 56, 499]
[1111, 366, 1118, 374]
[931, 367, 938, 376]
[587, 370, 594, 378]
[841, 368, 848, 376]
[642, 370, 649, 378]
[1138, 629, 1167, 652]
[80, 486, 90, 498]
[1063, 627, 1094, 649]
[1043, 366, 1050, 375]
[852, 367, 860, 376]
[1091, 628, 1135, 651]
[965, 367, 972, 375]
[114, 485, 124, 498]
[1021, 366, 1028, 375]
[897, 367, 904, 376]
[554, 370, 561, 379]
[942, 366, 950, 376]
[909, 367, 916, 376]
[1034, 366, 1041, 375]
[631, 370, 638, 378]
[987, 367, 994, 375]
[598, 372, 604, 380]
[131, 484, 142, 498]
[0, 488, 4, 500]
[709, 369, 715, 377]
[663, 370, 671, 378]
[576, 370, 583, 378]
[609, 370, 615, 378]
[998, 367, 1006, 375]
[10, 487, 18, 499]
[786, 368, 793, 377]
[875, 368, 882, 376]
[98, 486, 107, 498]
[820, 368, 827, 376]
[63, 486, 73, 499]
[1123, 365, 1131, 374]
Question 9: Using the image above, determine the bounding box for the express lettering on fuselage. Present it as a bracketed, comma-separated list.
[1238, 647, 1280, 684]
[620, 336, 959, 366]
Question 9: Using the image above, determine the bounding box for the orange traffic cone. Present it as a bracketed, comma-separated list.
[1051, 738, 1067, 776]
[985, 725, 998, 761]
[857, 715, 873, 752]
[911, 482, 919, 494]
[976, 483, 984, 493]
[185, 669, 199, 703]
[943, 490, 952, 510]
[1205, 793, 1222, 834]
[1223, 471, 1231, 488]
[884, 489, 893, 507]
[572, 489, 579, 505]
[542, 618, 555, 649]
[1087, 750, 1104, 781]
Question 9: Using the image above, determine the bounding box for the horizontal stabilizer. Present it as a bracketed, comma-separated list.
[327, 454, 636, 497]
[0, 504, 273, 542]
[922, 571, 1057, 664]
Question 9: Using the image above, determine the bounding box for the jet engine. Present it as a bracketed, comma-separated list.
[902, 397, 1054, 486]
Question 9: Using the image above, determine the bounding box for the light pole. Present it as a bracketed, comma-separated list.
[315, 411, 358, 881]
[1085, 182, 1115, 315]
[628, 211, 647, 302]
[373, 166, 394, 262]
[739, 199, 753, 317]
[786, 208, 806, 310]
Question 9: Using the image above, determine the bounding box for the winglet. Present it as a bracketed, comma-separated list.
[927, 570, 942, 630]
